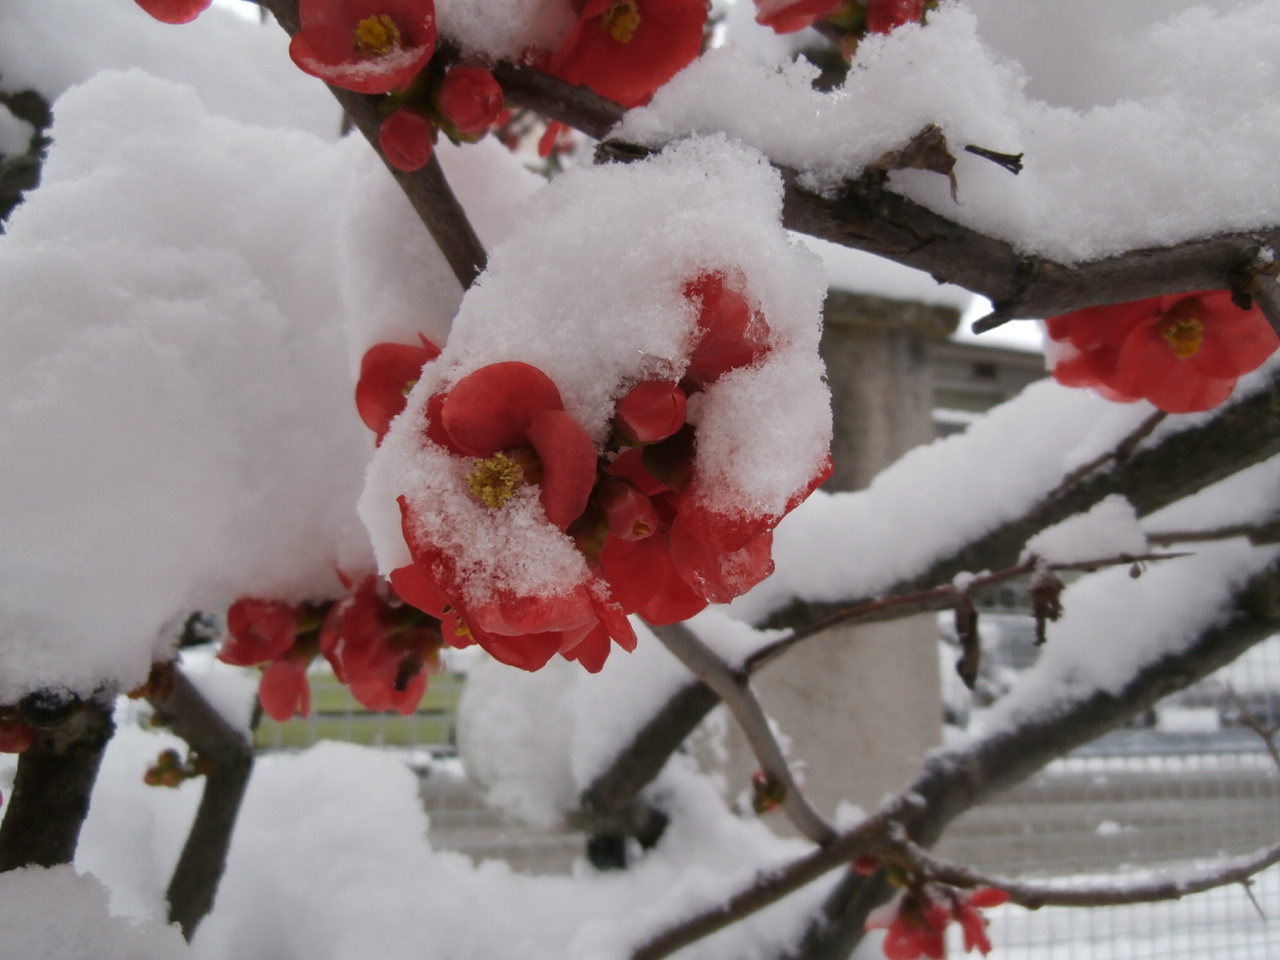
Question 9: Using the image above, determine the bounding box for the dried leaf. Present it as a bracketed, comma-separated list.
[869, 124, 958, 200]
[954, 593, 981, 688]
[1030, 569, 1064, 645]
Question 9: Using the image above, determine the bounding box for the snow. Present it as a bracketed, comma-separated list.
[0, 864, 189, 960]
[618, 1, 1280, 263]
[1025, 495, 1147, 567]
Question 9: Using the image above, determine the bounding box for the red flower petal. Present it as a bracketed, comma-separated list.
[441, 361, 564, 456]
[753, 0, 843, 34]
[866, 0, 924, 33]
[967, 887, 1011, 908]
[389, 562, 451, 619]
[526, 409, 597, 530]
[380, 109, 435, 172]
[669, 518, 775, 604]
[601, 534, 708, 623]
[259, 660, 310, 722]
[133, 0, 212, 24]
[598, 477, 660, 541]
[616, 381, 687, 444]
[0, 717, 34, 754]
[355, 339, 440, 442]
[684, 273, 770, 387]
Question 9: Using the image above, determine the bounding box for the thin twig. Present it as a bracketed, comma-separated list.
[1225, 684, 1280, 773]
[628, 794, 924, 960]
[492, 62, 625, 139]
[1044, 411, 1168, 501]
[647, 621, 837, 846]
[746, 550, 1186, 672]
[892, 833, 1280, 909]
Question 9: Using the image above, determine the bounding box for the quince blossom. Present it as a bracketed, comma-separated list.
[752, 0, 844, 34]
[1047, 290, 1279, 413]
[290, 0, 437, 95]
[547, 0, 708, 108]
[218, 597, 326, 722]
[866, 885, 1009, 960]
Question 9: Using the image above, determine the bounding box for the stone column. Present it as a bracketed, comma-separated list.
[717, 291, 959, 824]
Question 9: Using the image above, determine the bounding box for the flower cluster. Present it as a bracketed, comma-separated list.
[1046, 291, 1279, 413]
[386, 271, 829, 674]
[547, 0, 708, 108]
[218, 577, 444, 721]
[866, 884, 1009, 960]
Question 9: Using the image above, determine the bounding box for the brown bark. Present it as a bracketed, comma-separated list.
[0, 696, 114, 871]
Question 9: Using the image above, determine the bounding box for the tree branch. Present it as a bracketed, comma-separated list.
[148, 668, 255, 940]
[0, 695, 114, 871]
[891, 833, 1280, 910]
[258, 0, 487, 289]
[648, 622, 837, 845]
[580, 371, 1280, 835]
[634, 550, 1280, 960]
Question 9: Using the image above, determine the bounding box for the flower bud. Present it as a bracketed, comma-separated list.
[615, 381, 686, 444]
[380, 109, 434, 172]
[598, 477, 659, 541]
[438, 67, 504, 136]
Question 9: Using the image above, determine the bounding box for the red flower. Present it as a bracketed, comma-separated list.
[865, 0, 924, 33]
[218, 599, 298, 666]
[1048, 290, 1279, 413]
[321, 576, 443, 714]
[866, 886, 1009, 960]
[437, 67, 505, 136]
[356, 337, 442, 443]
[394, 362, 637, 671]
[753, 0, 844, 34]
[290, 0, 437, 95]
[133, 0, 212, 23]
[547, 0, 708, 108]
[219, 598, 327, 721]
[380, 109, 435, 172]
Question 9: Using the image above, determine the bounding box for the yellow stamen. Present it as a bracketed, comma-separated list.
[353, 14, 402, 56]
[1160, 314, 1204, 360]
[603, 0, 641, 43]
[401, 378, 418, 398]
[466, 452, 524, 508]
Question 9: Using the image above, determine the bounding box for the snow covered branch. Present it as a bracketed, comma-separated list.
[581, 370, 1280, 835]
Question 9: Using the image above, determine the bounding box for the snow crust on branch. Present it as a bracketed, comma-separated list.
[617, 1, 1280, 263]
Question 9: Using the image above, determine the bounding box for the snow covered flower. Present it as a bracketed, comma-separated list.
[289, 0, 437, 95]
[356, 337, 442, 443]
[1047, 290, 1279, 413]
[866, 886, 1009, 960]
[437, 67, 505, 137]
[547, 0, 708, 108]
[752, 0, 845, 34]
[132, 0, 212, 23]
[393, 361, 637, 673]
[321, 575, 444, 714]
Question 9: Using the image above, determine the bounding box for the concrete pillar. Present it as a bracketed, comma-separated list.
[717, 291, 959, 823]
